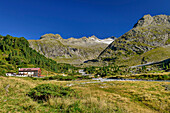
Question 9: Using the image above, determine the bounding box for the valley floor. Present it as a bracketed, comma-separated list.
[0, 77, 169, 113]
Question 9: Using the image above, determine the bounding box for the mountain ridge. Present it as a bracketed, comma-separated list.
[98, 14, 170, 60]
[39, 33, 115, 44]
[29, 34, 115, 64]
[29, 14, 170, 66]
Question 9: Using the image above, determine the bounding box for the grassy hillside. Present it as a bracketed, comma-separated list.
[97, 15, 170, 68]
[115, 45, 170, 66]
[0, 76, 169, 112]
[0, 35, 78, 75]
[83, 45, 170, 73]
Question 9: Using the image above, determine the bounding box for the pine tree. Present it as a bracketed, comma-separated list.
[8, 53, 12, 61]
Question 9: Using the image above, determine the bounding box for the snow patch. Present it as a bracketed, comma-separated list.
[95, 38, 114, 44]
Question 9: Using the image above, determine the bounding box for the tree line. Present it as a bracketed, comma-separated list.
[0, 35, 78, 75]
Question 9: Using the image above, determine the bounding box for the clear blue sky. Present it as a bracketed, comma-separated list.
[0, 0, 169, 39]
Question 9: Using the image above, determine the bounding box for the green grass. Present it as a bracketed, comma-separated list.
[166, 38, 170, 44]
[0, 76, 169, 112]
[111, 73, 170, 80]
[116, 46, 170, 66]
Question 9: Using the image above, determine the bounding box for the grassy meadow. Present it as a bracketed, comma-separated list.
[0, 76, 169, 113]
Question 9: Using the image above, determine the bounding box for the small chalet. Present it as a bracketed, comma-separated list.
[18, 68, 41, 77]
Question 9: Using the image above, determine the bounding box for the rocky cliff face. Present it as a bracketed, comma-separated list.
[98, 14, 170, 60]
[134, 14, 170, 27]
[29, 34, 115, 64]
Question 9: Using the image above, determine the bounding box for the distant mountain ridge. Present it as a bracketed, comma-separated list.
[40, 34, 115, 45]
[29, 34, 115, 64]
[29, 14, 170, 66]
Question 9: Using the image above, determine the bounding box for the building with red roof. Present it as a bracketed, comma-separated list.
[18, 68, 41, 77]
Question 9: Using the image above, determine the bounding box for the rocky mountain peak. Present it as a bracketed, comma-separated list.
[88, 35, 98, 39]
[80, 36, 88, 40]
[133, 14, 153, 27]
[98, 14, 170, 60]
[87, 35, 99, 41]
[40, 33, 63, 40]
[133, 14, 170, 28]
[67, 37, 76, 40]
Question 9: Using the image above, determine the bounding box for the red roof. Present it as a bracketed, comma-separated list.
[19, 68, 41, 71]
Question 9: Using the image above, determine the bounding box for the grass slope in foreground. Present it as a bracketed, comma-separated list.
[0, 77, 169, 113]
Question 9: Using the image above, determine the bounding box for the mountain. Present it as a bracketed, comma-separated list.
[117, 45, 170, 66]
[29, 34, 115, 64]
[0, 35, 77, 75]
[98, 14, 170, 66]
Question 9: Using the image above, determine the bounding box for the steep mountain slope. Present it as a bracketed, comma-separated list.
[117, 45, 170, 66]
[0, 35, 77, 75]
[98, 14, 170, 65]
[29, 34, 115, 64]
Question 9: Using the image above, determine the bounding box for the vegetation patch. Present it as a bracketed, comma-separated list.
[162, 84, 170, 91]
[1, 77, 170, 112]
[112, 74, 170, 80]
[42, 75, 91, 81]
[28, 84, 77, 102]
[0, 35, 78, 75]
[131, 74, 170, 80]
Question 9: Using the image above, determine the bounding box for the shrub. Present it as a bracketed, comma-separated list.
[31, 77, 37, 80]
[28, 84, 76, 102]
[0, 69, 6, 76]
[162, 75, 170, 80]
[43, 77, 50, 80]
[43, 75, 78, 81]
[77, 76, 91, 80]
[0, 60, 6, 65]
[66, 101, 83, 112]
[94, 74, 99, 78]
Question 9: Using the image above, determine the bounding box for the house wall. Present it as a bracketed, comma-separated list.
[19, 71, 35, 76]
[18, 68, 41, 77]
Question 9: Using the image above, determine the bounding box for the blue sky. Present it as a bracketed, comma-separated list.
[0, 0, 169, 39]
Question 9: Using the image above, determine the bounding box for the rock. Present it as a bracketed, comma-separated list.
[98, 14, 170, 59]
[162, 85, 170, 91]
[29, 34, 115, 64]
[134, 14, 153, 27]
[4, 84, 10, 95]
[40, 34, 63, 40]
[134, 14, 170, 27]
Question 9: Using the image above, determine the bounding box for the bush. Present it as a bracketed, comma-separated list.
[42, 75, 76, 81]
[0, 60, 6, 65]
[42, 75, 92, 81]
[66, 101, 83, 112]
[28, 84, 76, 102]
[162, 75, 170, 80]
[0, 69, 6, 76]
[31, 77, 37, 80]
[42, 77, 50, 80]
[77, 76, 91, 79]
